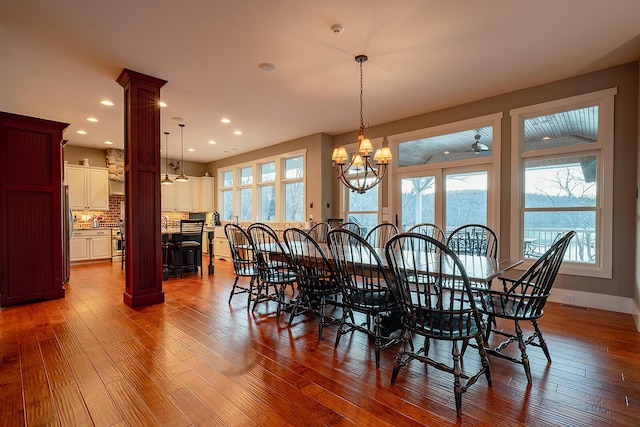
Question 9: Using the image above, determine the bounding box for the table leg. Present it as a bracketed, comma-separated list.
[208, 231, 214, 275]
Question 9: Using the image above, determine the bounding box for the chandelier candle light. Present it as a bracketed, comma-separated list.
[331, 54, 392, 194]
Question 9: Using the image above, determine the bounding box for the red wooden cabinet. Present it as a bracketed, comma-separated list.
[0, 112, 68, 307]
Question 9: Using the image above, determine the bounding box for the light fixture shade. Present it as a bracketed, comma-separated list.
[332, 147, 348, 164]
[175, 173, 189, 182]
[351, 153, 364, 169]
[359, 138, 373, 156]
[373, 147, 392, 164]
[161, 174, 173, 185]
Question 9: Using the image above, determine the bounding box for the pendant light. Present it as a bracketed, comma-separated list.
[331, 54, 391, 194]
[161, 131, 173, 185]
[175, 123, 189, 182]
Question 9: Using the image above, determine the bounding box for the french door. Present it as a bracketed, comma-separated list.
[396, 165, 491, 236]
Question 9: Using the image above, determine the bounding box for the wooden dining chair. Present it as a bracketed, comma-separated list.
[407, 222, 445, 243]
[340, 221, 361, 236]
[385, 232, 491, 417]
[476, 230, 575, 383]
[308, 222, 330, 243]
[327, 228, 400, 368]
[446, 224, 498, 258]
[365, 222, 398, 248]
[248, 223, 297, 319]
[224, 223, 258, 307]
[284, 227, 341, 340]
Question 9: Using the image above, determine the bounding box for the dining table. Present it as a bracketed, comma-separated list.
[255, 241, 522, 285]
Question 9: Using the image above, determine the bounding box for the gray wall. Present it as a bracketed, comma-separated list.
[211, 62, 638, 303]
[332, 61, 639, 300]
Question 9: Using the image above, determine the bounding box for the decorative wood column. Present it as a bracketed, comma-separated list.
[117, 69, 167, 307]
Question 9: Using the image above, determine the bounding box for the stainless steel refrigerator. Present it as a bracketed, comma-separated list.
[63, 185, 73, 283]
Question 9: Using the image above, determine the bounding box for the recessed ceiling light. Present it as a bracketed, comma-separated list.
[104, 141, 113, 145]
[220, 118, 230, 124]
[258, 63, 276, 72]
[159, 101, 167, 107]
[208, 140, 216, 145]
[234, 130, 242, 135]
[187, 148, 195, 152]
[87, 117, 98, 122]
[171, 116, 184, 122]
[76, 130, 87, 135]
[443, 150, 450, 155]
[542, 136, 551, 140]
[100, 100, 114, 106]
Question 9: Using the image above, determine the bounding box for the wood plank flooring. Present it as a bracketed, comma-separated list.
[1, 258, 639, 426]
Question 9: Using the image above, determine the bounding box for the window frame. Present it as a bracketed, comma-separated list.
[388, 113, 503, 234]
[217, 149, 306, 223]
[509, 88, 616, 278]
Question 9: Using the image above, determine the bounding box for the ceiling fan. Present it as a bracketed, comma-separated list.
[468, 129, 489, 154]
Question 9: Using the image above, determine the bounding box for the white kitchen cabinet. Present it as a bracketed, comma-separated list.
[161, 178, 176, 210]
[161, 175, 192, 211]
[175, 179, 191, 211]
[65, 165, 109, 210]
[213, 232, 231, 260]
[70, 229, 111, 262]
[190, 178, 202, 212]
[201, 176, 215, 212]
[161, 174, 214, 213]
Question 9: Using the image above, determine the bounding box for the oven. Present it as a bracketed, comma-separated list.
[112, 227, 124, 262]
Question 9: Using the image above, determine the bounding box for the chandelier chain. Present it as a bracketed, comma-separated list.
[359, 59, 364, 133]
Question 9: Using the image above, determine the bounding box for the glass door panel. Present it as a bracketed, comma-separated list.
[444, 171, 488, 234]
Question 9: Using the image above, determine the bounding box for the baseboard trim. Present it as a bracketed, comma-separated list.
[549, 288, 635, 315]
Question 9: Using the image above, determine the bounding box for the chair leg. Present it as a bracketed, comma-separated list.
[514, 320, 532, 383]
[288, 292, 304, 326]
[373, 313, 382, 368]
[452, 340, 463, 418]
[532, 320, 551, 364]
[228, 276, 240, 304]
[318, 295, 327, 341]
[246, 276, 256, 309]
[334, 310, 349, 348]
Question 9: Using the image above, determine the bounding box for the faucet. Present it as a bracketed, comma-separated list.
[230, 214, 239, 225]
[162, 216, 169, 230]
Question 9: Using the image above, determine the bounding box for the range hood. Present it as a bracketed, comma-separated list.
[109, 180, 125, 195]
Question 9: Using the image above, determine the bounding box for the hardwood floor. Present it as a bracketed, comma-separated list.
[1, 258, 639, 426]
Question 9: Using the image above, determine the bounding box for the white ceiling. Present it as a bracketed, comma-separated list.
[1, 1, 640, 163]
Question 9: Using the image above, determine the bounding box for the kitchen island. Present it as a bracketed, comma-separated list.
[162, 226, 215, 280]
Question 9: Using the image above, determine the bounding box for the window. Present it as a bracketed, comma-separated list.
[282, 156, 304, 221]
[346, 178, 379, 235]
[217, 150, 306, 223]
[220, 170, 233, 221]
[258, 162, 276, 221]
[390, 114, 502, 234]
[237, 166, 253, 221]
[510, 88, 615, 278]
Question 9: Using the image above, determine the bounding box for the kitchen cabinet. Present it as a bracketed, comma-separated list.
[161, 175, 214, 213]
[201, 176, 215, 212]
[0, 112, 68, 307]
[65, 165, 109, 210]
[70, 229, 111, 262]
[190, 177, 202, 212]
[213, 230, 231, 260]
[161, 175, 191, 211]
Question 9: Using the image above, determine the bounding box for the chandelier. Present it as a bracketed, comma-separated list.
[331, 55, 392, 194]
